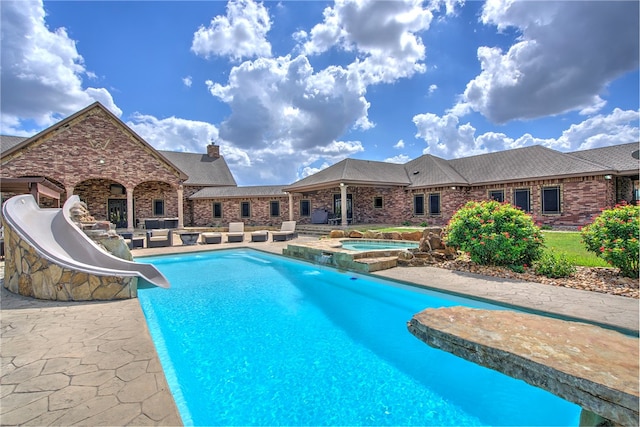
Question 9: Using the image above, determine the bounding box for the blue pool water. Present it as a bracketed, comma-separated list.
[138, 249, 580, 426]
[340, 239, 419, 251]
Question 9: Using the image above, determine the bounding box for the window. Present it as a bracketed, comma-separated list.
[270, 201, 280, 217]
[213, 202, 222, 219]
[489, 189, 504, 203]
[153, 199, 164, 216]
[513, 189, 530, 212]
[414, 194, 425, 215]
[241, 201, 251, 218]
[373, 196, 383, 209]
[429, 193, 441, 215]
[300, 200, 310, 217]
[542, 186, 561, 214]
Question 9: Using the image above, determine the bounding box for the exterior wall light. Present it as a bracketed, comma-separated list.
[451, 186, 456, 190]
[339, 183, 345, 187]
[98, 159, 105, 164]
[604, 175, 612, 180]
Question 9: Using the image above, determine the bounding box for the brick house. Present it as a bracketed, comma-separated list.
[284, 143, 639, 228]
[1, 102, 638, 229]
[0, 102, 234, 230]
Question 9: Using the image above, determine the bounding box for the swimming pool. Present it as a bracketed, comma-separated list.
[340, 239, 419, 251]
[138, 249, 580, 426]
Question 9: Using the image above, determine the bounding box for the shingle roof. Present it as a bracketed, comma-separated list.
[404, 154, 468, 187]
[159, 151, 237, 187]
[447, 145, 611, 185]
[0, 135, 28, 154]
[190, 185, 286, 199]
[567, 142, 639, 174]
[284, 158, 410, 191]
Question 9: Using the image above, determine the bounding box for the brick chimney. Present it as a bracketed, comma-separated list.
[207, 143, 220, 159]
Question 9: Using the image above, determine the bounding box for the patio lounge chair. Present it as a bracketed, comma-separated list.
[250, 230, 269, 242]
[272, 221, 297, 242]
[146, 229, 173, 248]
[227, 222, 245, 243]
[202, 232, 222, 244]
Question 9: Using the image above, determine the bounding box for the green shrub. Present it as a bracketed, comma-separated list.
[581, 203, 639, 278]
[533, 252, 576, 278]
[445, 200, 544, 267]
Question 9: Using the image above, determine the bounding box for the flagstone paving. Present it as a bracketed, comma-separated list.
[1, 235, 637, 425]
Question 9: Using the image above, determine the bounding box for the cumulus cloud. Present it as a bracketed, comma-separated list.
[297, 0, 433, 85]
[394, 139, 405, 149]
[182, 76, 193, 87]
[0, 0, 121, 134]
[452, 0, 639, 123]
[414, 109, 639, 159]
[191, 0, 272, 61]
[428, 84, 438, 95]
[206, 55, 371, 152]
[385, 154, 411, 164]
[127, 113, 221, 154]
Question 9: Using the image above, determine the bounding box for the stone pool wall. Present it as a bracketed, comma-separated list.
[2, 223, 138, 301]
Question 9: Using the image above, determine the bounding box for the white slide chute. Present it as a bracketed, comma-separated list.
[2, 195, 169, 288]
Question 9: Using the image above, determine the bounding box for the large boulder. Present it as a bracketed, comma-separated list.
[329, 230, 346, 238]
[349, 230, 364, 238]
[401, 231, 423, 241]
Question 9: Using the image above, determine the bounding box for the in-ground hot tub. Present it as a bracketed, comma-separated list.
[339, 239, 419, 252]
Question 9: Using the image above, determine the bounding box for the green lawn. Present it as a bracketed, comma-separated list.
[540, 231, 610, 267]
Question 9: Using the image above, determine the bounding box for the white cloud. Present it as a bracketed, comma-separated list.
[453, 0, 639, 123]
[206, 55, 371, 152]
[182, 76, 193, 88]
[414, 109, 639, 158]
[191, 0, 272, 62]
[394, 139, 405, 149]
[0, 0, 120, 134]
[127, 113, 221, 154]
[297, 0, 433, 85]
[428, 84, 438, 95]
[385, 154, 411, 164]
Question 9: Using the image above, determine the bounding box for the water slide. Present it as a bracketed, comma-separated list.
[2, 194, 170, 288]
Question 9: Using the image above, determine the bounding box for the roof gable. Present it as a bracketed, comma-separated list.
[285, 158, 410, 191]
[404, 154, 468, 187]
[1, 102, 188, 180]
[159, 151, 237, 187]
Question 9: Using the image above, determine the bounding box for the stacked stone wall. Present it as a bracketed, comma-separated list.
[2, 224, 137, 301]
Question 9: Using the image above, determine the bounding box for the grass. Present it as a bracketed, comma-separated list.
[540, 231, 610, 268]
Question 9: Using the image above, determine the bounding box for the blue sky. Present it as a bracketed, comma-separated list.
[1, 0, 638, 186]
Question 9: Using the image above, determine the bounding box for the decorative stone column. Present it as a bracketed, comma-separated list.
[288, 192, 294, 221]
[65, 185, 75, 201]
[340, 183, 347, 227]
[126, 187, 134, 231]
[177, 185, 184, 229]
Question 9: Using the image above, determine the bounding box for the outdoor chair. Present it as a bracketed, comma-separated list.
[202, 232, 222, 244]
[272, 221, 297, 242]
[146, 229, 173, 248]
[226, 222, 245, 243]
